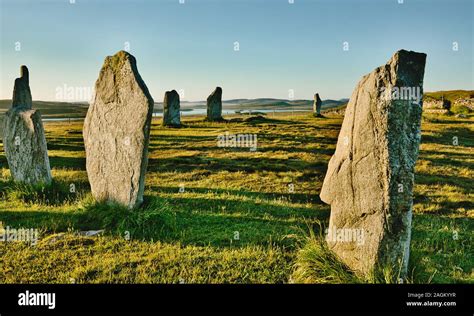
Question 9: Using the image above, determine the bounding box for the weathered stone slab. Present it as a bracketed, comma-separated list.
[3, 66, 51, 185]
[320, 50, 427, 277]
[3, 108, 52, 185]
[163, 90, 181, 127]
[83, 51, 154, 208]
[206, 87, 223, 121]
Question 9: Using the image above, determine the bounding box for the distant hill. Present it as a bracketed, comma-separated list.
[0, 100, 88, 118]
[221, 98, 349, 110]
[0, 98, 350, 117]
[424, 90, 474, 102]
[3, 91, 471, 118]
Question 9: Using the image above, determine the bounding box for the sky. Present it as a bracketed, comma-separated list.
[0, 0, 472, 102]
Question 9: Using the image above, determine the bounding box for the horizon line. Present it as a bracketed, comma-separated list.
[1, 88, 472, 104]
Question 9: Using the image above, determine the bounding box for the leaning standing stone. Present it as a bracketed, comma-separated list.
[163, 90, 181, 127]
[320, 50, 426, 277]
[3, 66, 52, 185]
[83, 51, 154, 208]
[206, 87, 223, 121]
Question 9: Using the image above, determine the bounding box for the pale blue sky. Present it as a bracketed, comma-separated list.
[0, 0, 472, 101]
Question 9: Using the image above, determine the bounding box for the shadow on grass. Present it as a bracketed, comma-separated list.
[48, 156, 86, 170]
[46, 136, 84, 143]
[413, 193, 472, 216]
[418, 151, 474, 170]
[0, 187, 329, 249]
[149, 185, 327, 206]
[0, 179, 85, 206]
[416, 172, 473, 194]
[421, 126, 474, 147]
[47, 143, 85, 152]
[147, 156, 327, 173]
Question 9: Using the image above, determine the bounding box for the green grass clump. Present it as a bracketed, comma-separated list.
[291, 229, 362, 284]
[78, 196, 177, 241]
[291, 228, 424, 284]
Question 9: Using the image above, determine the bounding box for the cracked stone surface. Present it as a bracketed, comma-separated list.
[83, 51, 154, 208]
[320, 50, 427, 277]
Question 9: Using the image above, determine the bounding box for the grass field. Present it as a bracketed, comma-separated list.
[0, 111, 472, 284]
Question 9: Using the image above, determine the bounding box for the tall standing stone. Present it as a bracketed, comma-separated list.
[313, 93, 322, 116]
[163, 90, 181, 127]
[206, 87, 223, 121]
[83, 51, 154, 208]
[320, 50, 426, 277]
[3, 66, 52, 185]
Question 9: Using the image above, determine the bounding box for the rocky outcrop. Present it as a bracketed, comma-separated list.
[83, 51, 154, 208]
[424, 98, 450, 114]
[454, 97, 474, 111]
[320, 50, 427, 277]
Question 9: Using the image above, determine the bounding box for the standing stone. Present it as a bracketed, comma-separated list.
[163, 90, 181, 127]
[3, 66, 52, 185]
[83, 51, 154, 208]
[320, 50, 426, 277]
[12, 65, 32, 109]
[206, 87, 223, 121]
[313, 93, 323, 116]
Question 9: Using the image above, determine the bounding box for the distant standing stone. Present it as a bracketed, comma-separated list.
[320, 50, 427, 277]
[313, 93, 323, 116]
[3, 66, 52, 185]
[163, 90, 181, 127]
[206, 87, 223, 121]
[12, 65, 32, 109]
[83, 51, 154, 208]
